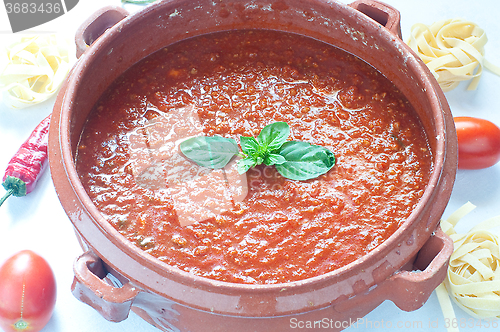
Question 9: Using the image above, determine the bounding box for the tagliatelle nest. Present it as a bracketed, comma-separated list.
[437, 202, 500, 332]
[0, 34, 71, 109]
[407, 18, 500, 92]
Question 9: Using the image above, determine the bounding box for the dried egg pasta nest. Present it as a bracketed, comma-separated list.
[437, 202, 500, 330]
[0, 34, 71, 109]
[408, 18, 500, 92]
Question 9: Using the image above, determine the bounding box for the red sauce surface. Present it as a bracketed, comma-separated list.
[76, 30, 433, 284]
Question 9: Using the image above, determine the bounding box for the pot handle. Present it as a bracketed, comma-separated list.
[349, 0, 402, 38]
[71, 250, 140, 322]
[334, 227, 453, 313]
[385, 227, 453, 311]
[75, 6, 129, 58]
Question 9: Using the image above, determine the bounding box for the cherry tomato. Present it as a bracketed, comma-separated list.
[0, 250, 56, 332]
[454, 116, 500, 169]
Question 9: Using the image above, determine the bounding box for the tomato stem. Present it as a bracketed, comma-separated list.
[13, 318, 29, 330]
[0, 189, 14, 207]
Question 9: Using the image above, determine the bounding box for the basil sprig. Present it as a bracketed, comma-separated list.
[179, 122, 336, 180]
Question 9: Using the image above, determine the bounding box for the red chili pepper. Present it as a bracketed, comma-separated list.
[0, 114, 50, 207]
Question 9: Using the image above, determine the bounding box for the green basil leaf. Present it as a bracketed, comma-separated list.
[237, 156, 257, 174]
[275, 141, 336, 180]
[240, 136, 260, 156]
[180, 136, 239, 169]
[257, 121, 290, 151]
[264, 153, 287, 166]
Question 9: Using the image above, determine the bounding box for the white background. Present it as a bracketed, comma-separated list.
[0, 0, 499, 331]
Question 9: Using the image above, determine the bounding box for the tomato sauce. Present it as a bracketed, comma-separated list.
[76, 30, 433, 284]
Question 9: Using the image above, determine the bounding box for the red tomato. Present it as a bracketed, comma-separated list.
[0, 250, 56, 332]
[454, 116, 500, 169]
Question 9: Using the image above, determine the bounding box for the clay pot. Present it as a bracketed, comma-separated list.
[48, 0, 458, 331]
